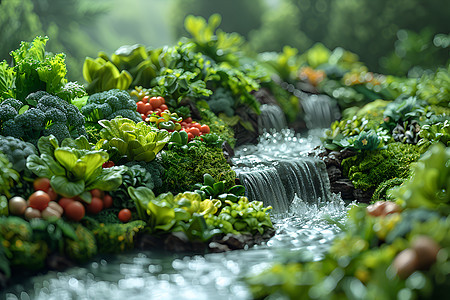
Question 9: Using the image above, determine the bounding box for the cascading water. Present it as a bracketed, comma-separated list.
[257, 104, 287, 134]
[300, 94, 341, 129]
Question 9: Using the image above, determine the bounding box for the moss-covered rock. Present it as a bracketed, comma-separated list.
[199, 107, 236, 148]
[342, 142, 422, 191]
[159, 144, 236, 194]
[371, 177, 406, 203]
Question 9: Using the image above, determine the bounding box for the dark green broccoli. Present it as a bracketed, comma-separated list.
[81, 89, 141, 123]
[0, 135, 37, 173]
[124, 160, 165, 192]
[0, 91, 87, 145]
[207, 87, 235, 117]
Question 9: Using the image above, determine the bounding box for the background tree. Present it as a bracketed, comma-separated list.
[169, 0, 266, 40]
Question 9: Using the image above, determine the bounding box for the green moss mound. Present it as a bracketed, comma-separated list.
[342, 142, 422, 191]
[199, 107, 236, 148]
[92, 220, 146, 254]
[371, 177, 406, 203]
[64, 224, 97, 263]
[159, 144, 236, 194]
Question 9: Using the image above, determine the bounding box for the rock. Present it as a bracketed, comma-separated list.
[330, 179, 355, 200]
[221, 234, 247, 250]
[208, 242, 231, 253]
[353, 188, 375, 203]
[136, 233, 164, 250]
[164, 232, 190, 252]
[327, 165, 342, 182]
[46, 253, 75, 271]
[340, 148, 357, 159]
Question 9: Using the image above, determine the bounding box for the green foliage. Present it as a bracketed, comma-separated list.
[342, 143, 422, 191]
[26, 135, 125, 202]
[28, 218, 77, 254]
[192, 173, 245, 201]
[159, 143, 236, 194]
[110, 162, 162, 209]
[0, 152, 20, 201]
[64, 224, 97, 262]
[383, 96, 425, 128]
[331, 130, 384, 152]
[92, 220, 146, 254]
[0, 135, 37, 173]
[371, 178, 406, 203]
[418, 120, 450, 147]
[416, 66, 450, 107]
[81, 89, 141, 124]
[206, 197, 273, 235]
[98, 117, 170, 162]
[1, 36, 86, 102]
[0, 216, 47, 270]
[392, 143, 450, 215]
[83, 56, 132, 94]
[198, 107, 235, 148]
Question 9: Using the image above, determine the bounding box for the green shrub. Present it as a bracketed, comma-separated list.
[64, 224, 97, 263]
[342, 142, 422, 190]
[92, 220, 146, 253]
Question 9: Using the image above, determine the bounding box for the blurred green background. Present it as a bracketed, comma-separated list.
[1, 0, 448, 82]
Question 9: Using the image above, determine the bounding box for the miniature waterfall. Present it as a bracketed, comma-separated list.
[258, 104, 287, 134]
[301, 94, 340, 129]
[238, 157, 331, 213]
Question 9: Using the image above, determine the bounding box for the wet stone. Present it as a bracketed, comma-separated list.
[327, 165, 342, 182]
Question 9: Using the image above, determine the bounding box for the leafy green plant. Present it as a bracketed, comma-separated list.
[392, 143, 450, 215]
[64, 224, 97, 262]
[91, 220, 146, 253]
[97, 117, 170, 162]
[382, 96, 425, 130]
[26, 135, 125, 203]
[82, 56, 132, 94]
[28, 217, 77, 253]
[206, 197, 273, 235]
[193, 173, 245, 202]
[0, 36, 86, 102]
[418, 120, 450, 146]
[0, 152, 20, 215]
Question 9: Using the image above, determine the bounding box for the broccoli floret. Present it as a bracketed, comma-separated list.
[0, 135, 37, 173]
[0, 104, 18, 122]
[1, 91, 87, 145]
[1, 119, 23, 138]
[1, 98, 23, 111]
[207, 88, 235, 117]
[82, 89, 139, 124]
[124, 160, 165, 191]
[44, 122, 71, 142]
[45, 108, 67, 124]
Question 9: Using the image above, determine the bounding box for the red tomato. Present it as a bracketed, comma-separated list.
[90, 189, 103, 198]
[28, 191, 51, 211]
[58, 198, 75, 210]
[187, 132, 194, 141]
[136, 101, 146, 113]
[33, 177, 51, 192]
[118, 209, 132, 223]
[184, 117, 193, 123]
[157, 96, 165, 104]
[143, 103, 153, 114]
[65, 201, 85, 221]
[141, 114, 146, 121]
[86, 197, 103, 214]
[149, 97, 162, 108]
[191, 123, 202, 130]
[180, 121, 187, 128]
[103, 194, 113, 209]
[189, 127, 200, 136]
[142, 96, 149, 103]
[159, 104, 168, 111]
[47, 188, 58, 201]
[200, 125, 210, 134]
[154, 108, 162, 115]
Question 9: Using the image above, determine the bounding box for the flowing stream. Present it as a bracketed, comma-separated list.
[3, 127, 350, 300]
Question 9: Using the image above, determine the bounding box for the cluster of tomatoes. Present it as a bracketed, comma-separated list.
[7, 178, 132, 223]
[136, 96, 168, 120]
[135, 95, 211, 141]
[179, 118, 210, 141]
